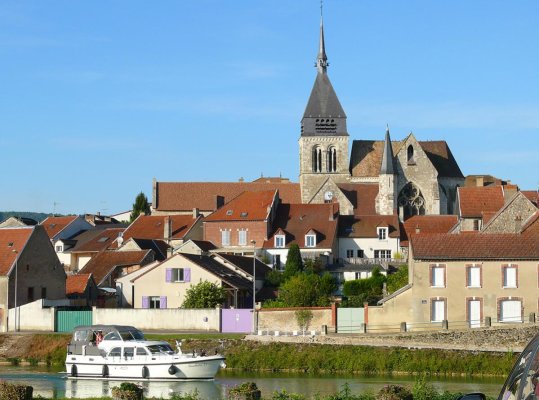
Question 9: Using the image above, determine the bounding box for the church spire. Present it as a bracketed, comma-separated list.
[380, 125, 396, 175]
[316, 2, 328, 74]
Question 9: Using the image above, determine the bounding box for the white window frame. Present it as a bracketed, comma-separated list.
[221, 230, 230, 246]
[238, 229, 247, 246]
[431, 299, 446, 322]
[374, 249, 391, 259]
[467, 265, 481, 288]
[500, 299, 522, 323]
[55, 245, 63, 252]
[503, 265, 517, 288]
[172, 268, 184, 282]
[305, 234, 316, 248]
[430, 265, 446, 288]
[377, 227, 388, 240]
[274, 235, 285, 248]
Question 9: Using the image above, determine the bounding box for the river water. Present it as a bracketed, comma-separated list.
[0, 366, 504, 399]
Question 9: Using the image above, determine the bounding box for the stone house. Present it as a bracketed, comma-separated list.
[0, 226, 66, 331]
[66, 273, 98, 306]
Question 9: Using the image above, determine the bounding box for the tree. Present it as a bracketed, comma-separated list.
[181, 281, 225, 308]
[130, 192, 151, 222]
[278, 273, 335, 307]
[342, 267, 387, 306]
[283, 244, 303, 280]
[387, 264, 409, 294]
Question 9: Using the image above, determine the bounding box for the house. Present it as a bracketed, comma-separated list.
[0, 217, 38, 228]
[0, 226, 66, 331]
[203, 190, 279, 253]
[455, 186, 506, 231]
[173, 239, 217, 256]
[66, 273, 98, 306]
[400, 215, 459, 254]
[151, 179, 300, 216]
[369, 213, 539, 329]
[117, 253, 254, 309]
[263, 202, 339, 269]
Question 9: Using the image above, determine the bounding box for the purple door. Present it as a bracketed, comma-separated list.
[221, 309, 253, 333]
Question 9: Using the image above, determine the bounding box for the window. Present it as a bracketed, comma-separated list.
[108, 347, 121, 357]
[221, 230, 230, 246]
[305, 234, 316, 248]
[377, 227, 387, 240]
[166, 268, 190, 283]
[55, 245, 63, 252]
[346, 249, 354, 258]
[499, 299, 522, 323]
[274, 235, 285, 248]
[466, 265, 481, 288]
[312, 146, 322, 173]
[407, 145, 415, 164]
[136, 347, 148, 356]
[431, 298, 446, 322]
[149, 296, 161, 309]
[430, 265, 446, 288]
[273, 254, 282, 271]
[172, 268, 184, 282]
[473, 219, 480, 231]
[123, 347, 134, 358]
[27, 287, 34, 302]
[357, 250, 364, 258]
[503, 265, 518, 288]
[374, 250, 391, 259]
[238, 230, 247, 246]
[327, 147, 337, 172]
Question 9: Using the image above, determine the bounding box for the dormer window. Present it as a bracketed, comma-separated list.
[305, 234, 316, 248]
[275, 234, 285, 248]
[377, 227, 387, 240]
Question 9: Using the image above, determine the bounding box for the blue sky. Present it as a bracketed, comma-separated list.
[2, 1, 539, 215]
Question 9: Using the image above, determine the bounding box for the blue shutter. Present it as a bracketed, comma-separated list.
[166, 268, 172, 282]
[160, 296, 167, 309]
[184, 268, 191, 282]
[142, 296, 149, 309]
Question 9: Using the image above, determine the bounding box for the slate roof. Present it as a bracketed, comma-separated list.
[41, 216, 78, 239]
[180, 253, 252, 290]
[411, 223, 539, 261]
[121, 215, 199, 243]
[303, 72, 346, 122]
[350, 140, 463, 178]
[79, 250, 150, 285]
[0, 227, 34, 276]
[129, 238, 169, 260]
[154, 181, 300, 212]
[400, 215, 458, 247]
[216, 253, 272, 279]
[70, 228, 124, 253]
[66, 273, 94, 296]
[337, 183, 379, 215]
[263, 203, 338, 249]
[190, 240, 217, 252]
[339, 215, 400, 239]
[204, 190, 276, 222]
[458, 186, 505, 218]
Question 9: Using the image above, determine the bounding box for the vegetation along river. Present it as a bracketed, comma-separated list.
[0, 365, 505, 399]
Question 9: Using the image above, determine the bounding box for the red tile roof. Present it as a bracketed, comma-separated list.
[401, 215, 458, 246]
[0, 227, 34, 275]
[337, 183, 379, 215]
[120, 215, 199, 244]
[458, 186, 505, 218]
[339, 215, 400, 239]
[79, 250, 150, 285]
[522, 191, 539, 207]
[411, 232, 539, 260]
[41, 216, 78, 239]
[154, 181, 300, 211]
[204, 191, 277, 222]
[66, 273, 93, 296]
[71, 228, 124, 253]
[263, 203, 338, 249]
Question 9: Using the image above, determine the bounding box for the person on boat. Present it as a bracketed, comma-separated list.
[95, 331, 103, 346]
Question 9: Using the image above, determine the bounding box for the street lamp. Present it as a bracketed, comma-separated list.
[250, 240, 256, 334]
[12, 249, 18, 332]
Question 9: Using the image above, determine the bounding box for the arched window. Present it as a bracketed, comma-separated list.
[326, 147, 337, 172]
[398, 182, 426, 220]
[312, 146, 322, 173]
[407, 145, 415, 165]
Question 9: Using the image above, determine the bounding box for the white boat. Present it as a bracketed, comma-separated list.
[65, 325, 225, 381]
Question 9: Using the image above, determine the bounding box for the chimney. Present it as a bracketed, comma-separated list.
[117, 232, 124, 247]
[193, 208, 199, 219]
[476, 176, 484, 187]
[515, 215, 523, 232]
[164, 216, 171, 240]
[415, 225, 421, 234]
[329, 204, 334, 221]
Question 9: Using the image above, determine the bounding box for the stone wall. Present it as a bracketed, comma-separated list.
[483, 193, 537, 233]
[257, 307, 333, 333]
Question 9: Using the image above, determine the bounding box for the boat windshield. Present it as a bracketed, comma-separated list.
[119, 330, 145, 341]
[146, 344, 174, 355]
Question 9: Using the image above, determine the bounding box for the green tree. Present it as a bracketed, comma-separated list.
[278, 273, 335, 307]
[130, 192, 151, 222]
[303, 258, 324, 274]
[181, 281, 225, 308]
[283, 244, 303, 280]
[387, 264, 409, 294]
[342, 267, 387, 306]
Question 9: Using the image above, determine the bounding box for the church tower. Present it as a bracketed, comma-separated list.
[375, 126, 397, 215]
[299, 13, 350, 204]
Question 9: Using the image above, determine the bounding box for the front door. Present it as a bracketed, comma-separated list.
[468, 300, 481, 328]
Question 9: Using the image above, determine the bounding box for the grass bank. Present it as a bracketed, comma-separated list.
[0, 333, 517, 377]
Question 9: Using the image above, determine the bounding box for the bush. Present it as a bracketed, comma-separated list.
[375, 385, 412, 400]
[111, 382, 143, 400]
[295, 309, 314, 332]
[228, 382, 261, 400]
[0, 381, 33, 400]
[170, 389, 202, 400]
[411, 376, 437, 400]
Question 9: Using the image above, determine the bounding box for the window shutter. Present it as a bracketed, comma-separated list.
[166, 268, 172, 282]
[160, 296, 167, 309]
[184, 268, 191, 282]
[142, 296, 149, 309]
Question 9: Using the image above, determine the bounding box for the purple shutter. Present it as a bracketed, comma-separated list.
[160, 296, 167, 309]
[184, 268, 191, 282]
[142, 296, 149, 309]
[166, 268, 172, 282]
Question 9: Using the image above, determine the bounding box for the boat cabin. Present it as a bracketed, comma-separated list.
[67, 325, 145, 356]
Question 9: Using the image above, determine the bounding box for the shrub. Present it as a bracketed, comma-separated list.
[295, 309, 314, 332]
[0, 381, 33, 400]
[412, 376, 437, 400]
[111, 382, 143, 400]
[170, 389, 202, 400]
[375, 385, 412, 400]
[228, 382, 261, 400]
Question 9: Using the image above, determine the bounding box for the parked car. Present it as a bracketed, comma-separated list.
[459, 332, 539, 400]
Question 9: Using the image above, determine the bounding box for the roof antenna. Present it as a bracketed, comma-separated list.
[320, 0, 323, 17]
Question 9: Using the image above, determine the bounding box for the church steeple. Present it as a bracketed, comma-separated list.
[380, 125, 396, 175]
[316, 15, 328, 74]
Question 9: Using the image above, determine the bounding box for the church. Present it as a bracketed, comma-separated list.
[299, 16, 464, 220]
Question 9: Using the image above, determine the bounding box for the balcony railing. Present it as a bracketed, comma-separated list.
[339, 257, 403, 266]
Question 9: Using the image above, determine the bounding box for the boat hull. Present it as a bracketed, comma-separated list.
[65, 355, 225, 380]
